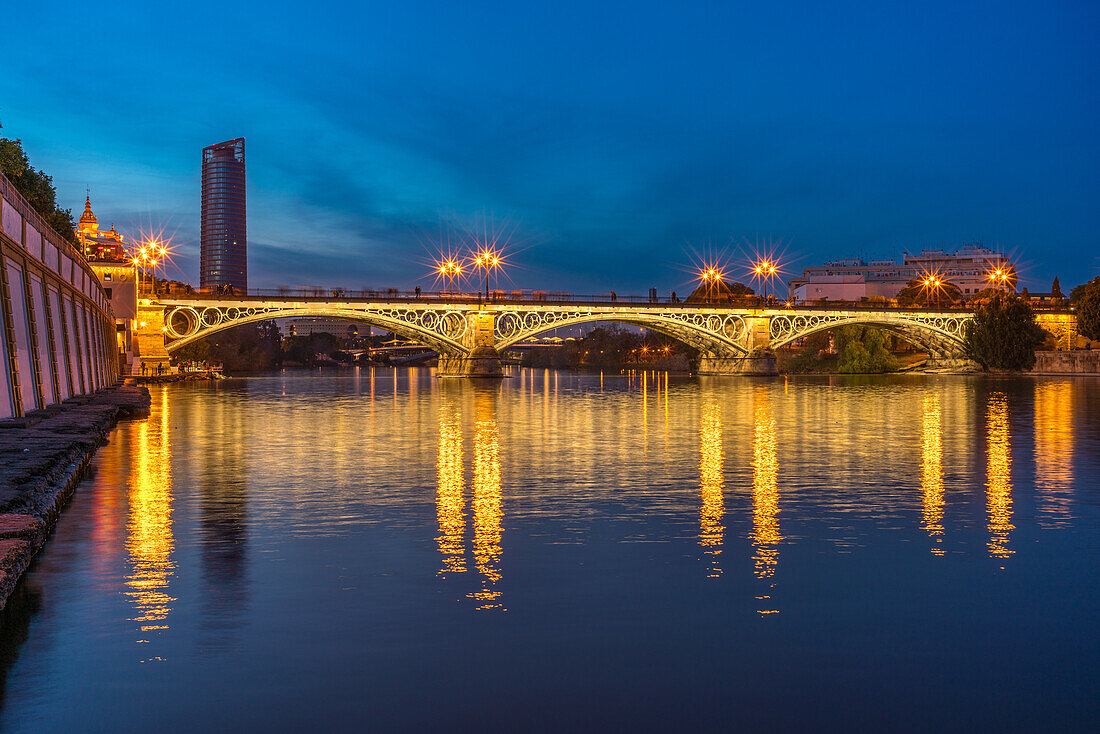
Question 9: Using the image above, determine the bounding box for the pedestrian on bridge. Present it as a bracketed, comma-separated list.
[415, 286, 421, 298]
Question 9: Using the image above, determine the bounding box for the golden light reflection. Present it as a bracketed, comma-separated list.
[125, 388, 175, 640]
[436, 402, 466, 575]
[920, 395, 945, 555]
[699, 401, 724, 577]
[752, 387, 780, 581]
[1033, 381, 1074, 525]
[469, 390, 504, 610]
[986, 393, 1013, 559]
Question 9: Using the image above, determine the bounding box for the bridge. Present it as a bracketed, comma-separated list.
[143, 289, 1045, 376]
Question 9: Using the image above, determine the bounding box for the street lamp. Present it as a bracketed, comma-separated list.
[437, 259, 462, 295]
[700, 267, 723, 303]
[988, 266, 1013, 292]
[754, 260, 777, 300]
[922, 275, 942, 307]
[473, 250, 500, 301]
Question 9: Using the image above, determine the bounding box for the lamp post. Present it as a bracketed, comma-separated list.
[701, 268, 723, 303]
[438, 260, 462, 296]
[473, 250, 499, 301]
[923, 275, 942, 307]
[755, 261, 776, 301]
[988, 267, 1012, 292]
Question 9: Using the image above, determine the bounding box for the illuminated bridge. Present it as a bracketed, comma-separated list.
[145, 290, 1080, 376]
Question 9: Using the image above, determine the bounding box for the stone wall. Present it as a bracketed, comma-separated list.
[1030, 351, 1100, 374]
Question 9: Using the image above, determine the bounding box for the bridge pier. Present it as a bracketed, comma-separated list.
[437, 346, 504, 378]
[697, 350, 778, 376]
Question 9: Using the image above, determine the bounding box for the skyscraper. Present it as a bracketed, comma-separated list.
[200, 138, 247, 291]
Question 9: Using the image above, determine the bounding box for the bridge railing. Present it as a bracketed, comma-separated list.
[163, 286, 1075, 314]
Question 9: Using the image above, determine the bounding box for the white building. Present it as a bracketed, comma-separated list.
[788, 245, 1013, 303]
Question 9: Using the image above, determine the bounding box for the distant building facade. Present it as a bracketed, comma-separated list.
[76, 196, 138, 373]
[787, 245, 1013, 303]
[280, 318, 366, 338]
[200, 138, 247, 291]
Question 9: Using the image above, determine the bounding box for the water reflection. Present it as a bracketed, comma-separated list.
[125, 388, 175, 644]
[698, 402, 724, 577]
[1033, 381, 1074, 526]
[469, 388, 504, 610]
[199, 389, 249, 636]
[436, 399, 466, 575]
[986, 392, 1013, 559]
[921, 395, 945, 555]
[751, 386, 780, 588]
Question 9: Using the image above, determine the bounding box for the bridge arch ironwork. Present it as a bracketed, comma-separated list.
[162, 303, 472, 355]
[492, 308, 750, 355]
[766, 311, 971, 356]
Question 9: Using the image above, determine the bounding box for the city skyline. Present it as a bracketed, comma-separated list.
[2, 1, 1098, 294]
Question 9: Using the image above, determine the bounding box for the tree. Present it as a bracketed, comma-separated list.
[0, 125, 78, 245]
[1071, 276, 1100, 340]
[896, 278, 963, 306]
[685, 280, 754, 303]
[963, 292, 1047, 371]
[836, 325, 898, 373]
[1051, 277, 1063, 299]
[174, 320, 283, 372]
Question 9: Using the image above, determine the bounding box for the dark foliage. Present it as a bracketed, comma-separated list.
[174, 320, 283, 372]
[836, 325, 899, 373]
[0, 129, 78, 245]
[896, 278, 963, 306]
[1071, 276, 1100, 340]
[963, 292, 1046, 371]
[521, 326, 693, 370]
[685, 280, 754, 303]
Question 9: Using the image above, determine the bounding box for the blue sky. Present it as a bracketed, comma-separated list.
[2, 0, 1098, 293]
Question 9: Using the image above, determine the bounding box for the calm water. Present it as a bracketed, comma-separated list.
[1, 369, 1098, 732]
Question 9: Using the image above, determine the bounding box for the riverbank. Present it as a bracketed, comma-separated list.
[128, 371, 225, 385]
[0, 384, 150, 611]
[1030, 350, 1100, 375]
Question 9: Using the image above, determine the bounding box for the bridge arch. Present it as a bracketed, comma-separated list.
[162, 305, 471, 356]
[493, 310, 750, 356]
[767, 312, 970, 356]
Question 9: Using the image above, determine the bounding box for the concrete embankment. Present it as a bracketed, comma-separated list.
[0, 385, 150, 611]
[1030, 350, 1100, 375]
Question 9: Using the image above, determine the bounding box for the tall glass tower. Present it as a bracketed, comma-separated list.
[200, 138, 247, 291]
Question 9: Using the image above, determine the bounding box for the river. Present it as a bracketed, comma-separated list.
[1, 369, 1098, 732]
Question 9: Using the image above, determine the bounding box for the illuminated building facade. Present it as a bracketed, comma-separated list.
[76, 195, 129, 262]
[77, 195, 138, 374]
[787, 245, 1014, 303]
[200, 138, 247, 291]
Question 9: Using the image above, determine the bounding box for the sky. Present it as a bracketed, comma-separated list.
[2, 0, 1098, 294]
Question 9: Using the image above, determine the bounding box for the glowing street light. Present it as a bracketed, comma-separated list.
[436, 258, 463, 295]
[921, 275, 944, 307]
[700, 267, 724, 302]
[754, 260, 777, 300]
[472, 250, 501, 301]
[988, 266, 1014, 292]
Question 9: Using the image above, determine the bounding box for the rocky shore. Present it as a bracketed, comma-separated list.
[0, 384, 150, 610]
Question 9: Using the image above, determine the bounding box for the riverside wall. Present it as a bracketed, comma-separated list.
[1030, 350, 1100, 375]
[0, 384, 149, 610]
[0, 171, 118, 420]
